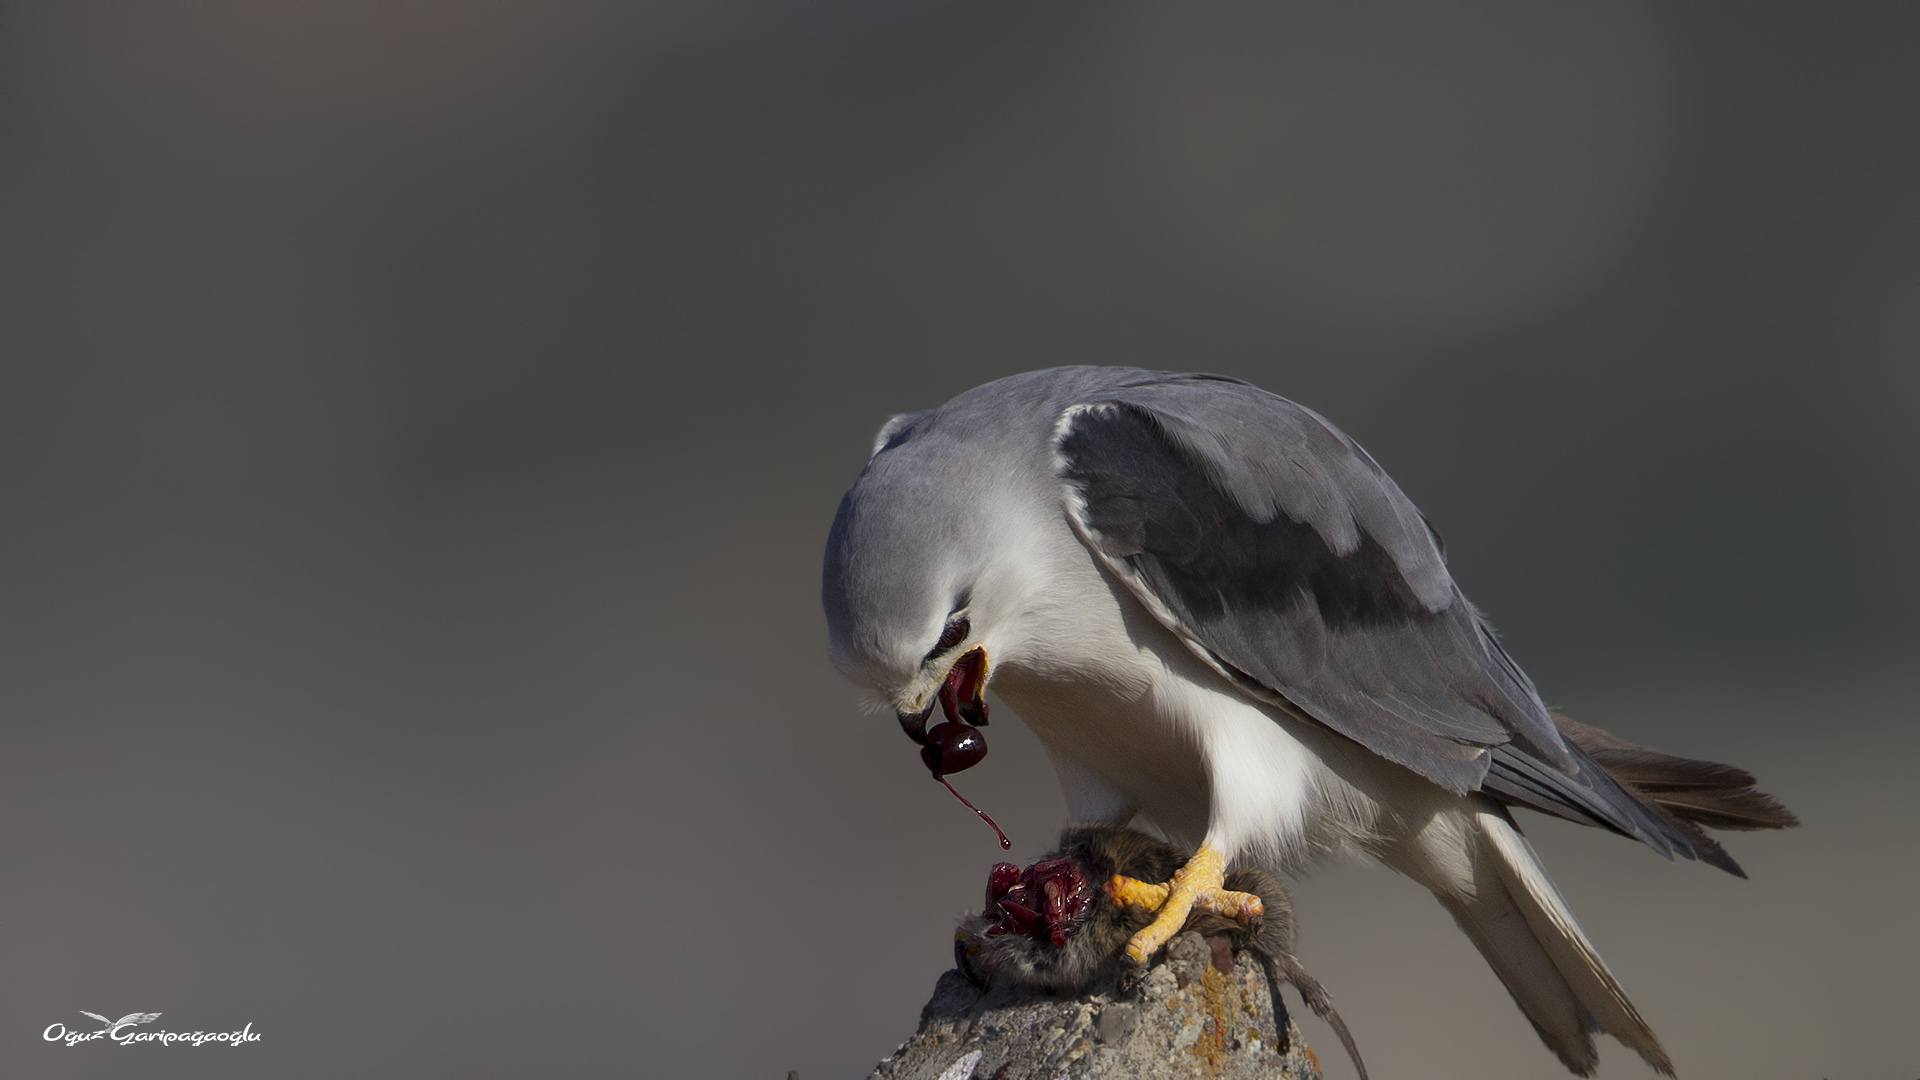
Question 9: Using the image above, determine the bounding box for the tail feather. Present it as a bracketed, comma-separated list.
[1434, 890, 1596, 1073]
[1552, 713, 1799, 834]
[1441, 809, 1675, 1076]
[1637, 787, 1799, 833]
[1421, 719, 1793, 1074]
[1550, 713, 1799, 879]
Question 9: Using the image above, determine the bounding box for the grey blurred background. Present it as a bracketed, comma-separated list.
[1, 3, 1915, 1077]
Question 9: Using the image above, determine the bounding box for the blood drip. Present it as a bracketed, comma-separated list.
[937, 775, 1011, 849]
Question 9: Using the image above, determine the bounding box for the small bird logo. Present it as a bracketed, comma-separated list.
[79, 1011, 161, 1036]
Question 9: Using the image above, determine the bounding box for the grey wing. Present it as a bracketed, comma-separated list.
[1054, 373, 1698, 859]
[80, 1012, 111, 1026]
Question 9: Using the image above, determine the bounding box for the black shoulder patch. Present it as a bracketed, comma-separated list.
[1054, 392, 1727, 866]
[1060, 404, 1429, 632]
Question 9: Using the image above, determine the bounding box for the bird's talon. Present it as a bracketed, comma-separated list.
[1107, 874, 1170, 910]
[1197, 886, 1264, 921]
[1115, 845, 1255, 964]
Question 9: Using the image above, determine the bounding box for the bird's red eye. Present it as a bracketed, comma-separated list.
[933, 616, 969, 656]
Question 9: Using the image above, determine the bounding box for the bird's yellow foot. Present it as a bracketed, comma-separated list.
[1106, 876, 1265, 920]
[1105, 844, 1262, 964]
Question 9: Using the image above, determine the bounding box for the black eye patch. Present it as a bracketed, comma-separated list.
[927, 615, 970, 662]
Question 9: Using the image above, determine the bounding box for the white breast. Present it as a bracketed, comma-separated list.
[987, 533, 1384, 870]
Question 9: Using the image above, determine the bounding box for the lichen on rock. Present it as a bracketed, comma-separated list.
[869, 931, 1320, 1080]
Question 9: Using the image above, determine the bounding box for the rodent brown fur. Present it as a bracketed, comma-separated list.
[955, 823, 1368, 1080]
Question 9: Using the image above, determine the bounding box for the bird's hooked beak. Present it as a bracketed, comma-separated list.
[898, 647, 991, 775]
[940, 646, 991, 727]
[896, 646, 1009, 848]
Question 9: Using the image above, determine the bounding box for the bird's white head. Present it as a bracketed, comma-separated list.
[820, 395, 1069, 779]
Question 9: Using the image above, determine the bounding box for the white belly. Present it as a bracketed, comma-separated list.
[985, 529, 1434, 871]
[990, 588, 1388, 869]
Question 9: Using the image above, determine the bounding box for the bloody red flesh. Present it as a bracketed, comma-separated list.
[921, 721, 987, 776]
[983, 853, 1095, 945]
[903, 645, 1005, 846]
[986, 862, 1022, 907]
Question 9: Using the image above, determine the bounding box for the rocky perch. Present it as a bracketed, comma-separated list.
[869, 931, 1321, 1080]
